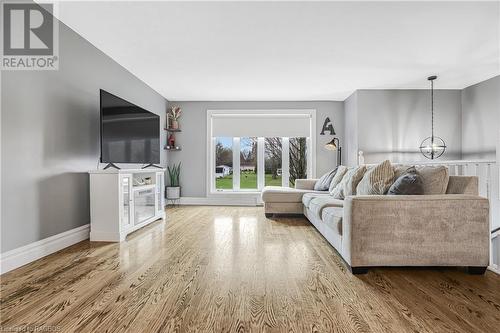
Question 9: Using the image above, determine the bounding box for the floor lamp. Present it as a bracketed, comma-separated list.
[325, 137, 342, 166]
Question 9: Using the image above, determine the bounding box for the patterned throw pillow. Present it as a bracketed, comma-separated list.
[387, 166, 424, 195]
[331, 166, 367, 199]
[356, 160, 394, 195]
[314, 167, 338, 191]
[328, 165, 348, 194]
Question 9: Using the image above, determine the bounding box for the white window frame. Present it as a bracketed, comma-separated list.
[206, 109, 316, 196]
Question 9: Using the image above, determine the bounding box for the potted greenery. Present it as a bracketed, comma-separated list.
[166, 162, 181, 200]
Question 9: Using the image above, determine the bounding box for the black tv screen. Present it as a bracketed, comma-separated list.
[100, 90, 160, 164]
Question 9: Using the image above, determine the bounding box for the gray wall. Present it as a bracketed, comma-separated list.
[344, 92, 358, 166]
[461, 76, 499, 160]
[1, 22, 168, 252]
[351, 90, 462, 164]
[461, 75, 500, 269]
[166, 101, 344, 197]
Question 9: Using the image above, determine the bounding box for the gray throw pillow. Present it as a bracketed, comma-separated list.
[387, 167, 424, 195]
[314, 167, 338, 191]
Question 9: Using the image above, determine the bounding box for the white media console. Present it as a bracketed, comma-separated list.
[89, 168, 166, 242]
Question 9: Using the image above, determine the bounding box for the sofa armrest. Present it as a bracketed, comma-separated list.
[342, 195, 489, 267]
[294, 179, 318, 190]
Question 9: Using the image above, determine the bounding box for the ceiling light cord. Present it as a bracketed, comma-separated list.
[431, 78, 434, 141]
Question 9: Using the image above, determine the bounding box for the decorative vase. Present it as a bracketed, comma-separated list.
[168, 134, 175, 147]
[170, 120, 179, 129]
[166, 186, 180, 199]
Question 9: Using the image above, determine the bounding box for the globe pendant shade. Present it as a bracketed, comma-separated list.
[419, 136, 446, 159]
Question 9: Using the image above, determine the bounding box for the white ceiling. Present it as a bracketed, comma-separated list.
[56, 1, 500, 101]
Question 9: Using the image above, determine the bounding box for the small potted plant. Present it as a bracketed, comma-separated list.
[167, 106, 182, 130]
[166, 162, 181, 200]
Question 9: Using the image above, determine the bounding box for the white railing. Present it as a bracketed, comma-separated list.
[408, 160, 497, 200]
[368, 158, 499, 274]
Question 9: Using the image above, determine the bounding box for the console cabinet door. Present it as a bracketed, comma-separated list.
[156, 172, 164, 214]
[120, 174, 133, 229]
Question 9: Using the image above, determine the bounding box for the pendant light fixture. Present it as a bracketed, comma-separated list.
[419, 75, 446, 159]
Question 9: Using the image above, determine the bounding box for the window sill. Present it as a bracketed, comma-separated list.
[211, 190, 261, 195]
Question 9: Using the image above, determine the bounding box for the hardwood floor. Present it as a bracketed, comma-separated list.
[1, 206, 500, 332]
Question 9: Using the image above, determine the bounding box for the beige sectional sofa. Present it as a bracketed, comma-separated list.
[261, 168, 490, 274]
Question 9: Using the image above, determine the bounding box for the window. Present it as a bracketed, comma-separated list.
[240, 137, 257, 189]
[208, 110, 315, 193]
[215, 137, 233, 190]
[265, 138, 282, 186]
[289, 137, 308, 187]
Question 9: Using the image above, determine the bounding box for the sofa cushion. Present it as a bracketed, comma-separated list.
[302, 192, 330, 208]
[388, 166, 424, 195]
[331, 166, 367, 199]
[309, 196, 344, 219]
[314, 167, 338, 191]
[394, 165, 449, 195]
[357, 160, 394, 195]
[321, 207, 343, 235]
[446, 176, 478, 195]
[261, 186, 324, 203]
[329, 165, 348, 193]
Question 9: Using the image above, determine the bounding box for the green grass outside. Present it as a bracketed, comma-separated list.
[215, 173, 283, 189]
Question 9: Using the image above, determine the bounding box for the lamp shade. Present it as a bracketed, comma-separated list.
[325, 138, 338, 151]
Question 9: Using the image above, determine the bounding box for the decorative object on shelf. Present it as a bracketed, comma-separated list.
[419, 75, 446, 159]
[320, 117, 336, 135]
[168, 134, 175, 148]
[166, 162, 181, 205]
[167, 106, 182, 130]
[325, 137, 342, 166]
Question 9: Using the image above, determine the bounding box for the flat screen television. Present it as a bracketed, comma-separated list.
[100, 89, 160, 164]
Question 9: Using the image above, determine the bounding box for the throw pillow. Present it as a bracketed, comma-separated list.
[328, 165, 348, 194]
[393, 165, 449, 194]
[415, 166, 449, 194]
[356, 160, 394, 195]
[387, 166, 424, 195]
[314, 167, 338, 191]
[331, 165, 367, 199]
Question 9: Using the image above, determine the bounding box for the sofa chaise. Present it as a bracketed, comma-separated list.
[261, 167, 490, 274]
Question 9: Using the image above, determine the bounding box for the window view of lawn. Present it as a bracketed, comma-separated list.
[240, 138, 257, 189]
[265, 137, 282, 187]
[214, 136, 307, 191]
[215, 137, 233, 190]
[216, 173, 282, 189]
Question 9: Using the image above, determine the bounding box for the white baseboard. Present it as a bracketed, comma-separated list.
[488, 264, 500, 275]
[177, 196, 263, 206]
[89, 230, 124, 242]
[0, 224, 90, 275]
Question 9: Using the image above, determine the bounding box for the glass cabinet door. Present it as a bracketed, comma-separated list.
[156, 173, 164, 214]
[121, 175, 132, 228]
[134, 188, 156, 225]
